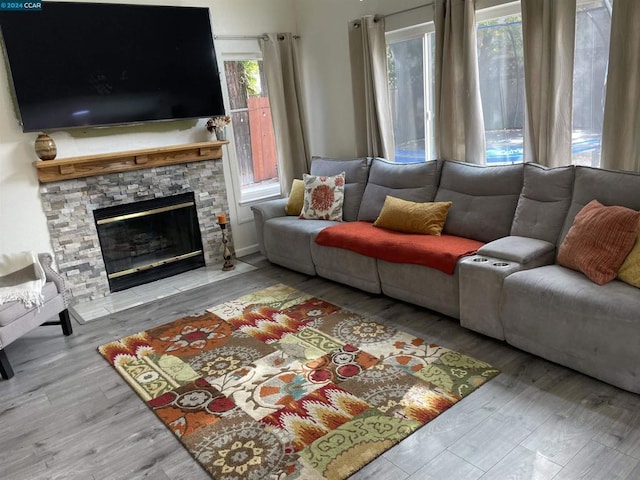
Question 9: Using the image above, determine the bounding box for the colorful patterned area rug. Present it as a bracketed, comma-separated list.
[99, 284, 499, 479]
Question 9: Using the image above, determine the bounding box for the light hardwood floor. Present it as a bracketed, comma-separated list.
[1, 254, 639, 480]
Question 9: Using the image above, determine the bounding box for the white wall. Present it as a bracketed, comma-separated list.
[0, 0, 297, 257]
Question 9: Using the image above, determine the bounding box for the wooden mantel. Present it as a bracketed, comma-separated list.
[33, 140, 228, 183]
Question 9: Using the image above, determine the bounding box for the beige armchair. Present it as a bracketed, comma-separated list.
[0, 253, 72, 379]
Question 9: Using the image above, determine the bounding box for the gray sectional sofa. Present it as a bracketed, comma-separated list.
[251, 157, 640, 394]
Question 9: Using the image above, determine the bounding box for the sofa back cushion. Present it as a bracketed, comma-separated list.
[310, 157, 370, 221]
[357, 158, 440, 222]
[511, 163, 575, 245]
[434, 160, 523, 242]
[559, 166, 640, 243]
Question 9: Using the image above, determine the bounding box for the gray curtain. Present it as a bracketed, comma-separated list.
[349, 16, 395, 161]
[434, 0, 485, 164]
[601, 1, 640, 172]
[260, 33, 309, 195]
[521, 0, 576, 167]
[361, 16, 395, 161]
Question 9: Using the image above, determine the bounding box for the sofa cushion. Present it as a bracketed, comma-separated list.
[373, 196, 451, 235]
[357, 158, 440, 222]
[501, 265, 640, 394]
[285, 179, 305, 215]
[300, 172, 345, 221]
[264, 217, 338, 275]
[510, 163, 575, 245]
[559, 166, 640, 243]
[557, 200, 639, 285]
[435, 160, 523, 243]
[315, 221, 483, 274]
[310, 157, 370, 222]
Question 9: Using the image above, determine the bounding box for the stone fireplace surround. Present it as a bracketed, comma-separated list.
[38, 153, 230, 306]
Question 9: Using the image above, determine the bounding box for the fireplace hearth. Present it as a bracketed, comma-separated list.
[94, 192, 205, 292]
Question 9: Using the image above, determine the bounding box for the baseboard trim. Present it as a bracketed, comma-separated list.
[235, 244, 260, 258]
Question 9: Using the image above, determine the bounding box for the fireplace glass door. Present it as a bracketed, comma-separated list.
[94, 192, 205, 292]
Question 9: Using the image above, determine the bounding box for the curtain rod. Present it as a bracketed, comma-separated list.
[214, 34, 300, 41]
[379, 1, 434, 20]
[352, 2, 434, 27]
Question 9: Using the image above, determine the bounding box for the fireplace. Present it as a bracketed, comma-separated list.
[93, 192, 205, 292]
[39, 145, 229, 305]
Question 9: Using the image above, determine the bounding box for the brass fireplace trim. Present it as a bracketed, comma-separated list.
[96, 201, 195, 225]
[107, 250, 204, 279]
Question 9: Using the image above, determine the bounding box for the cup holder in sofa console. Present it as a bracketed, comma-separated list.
[472, 257, 489, 263]
[492, 262, 510, 267]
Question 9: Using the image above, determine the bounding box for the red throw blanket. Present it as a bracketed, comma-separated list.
[315, 221, 484, 275]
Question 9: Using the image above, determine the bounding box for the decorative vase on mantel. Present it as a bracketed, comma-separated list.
[34, 133, 57, 161]
[215, 127, 227, 142]
[206, 115, 230, 142]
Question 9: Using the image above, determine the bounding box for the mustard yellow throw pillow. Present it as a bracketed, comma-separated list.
[618, 224, 640, 288]
[373, 196, 452, 235]
[285, 179, 305, 215]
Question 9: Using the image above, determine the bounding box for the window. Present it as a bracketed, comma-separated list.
[223, 59, 280, 203]
[477, 4, 525, 164]
[387, 1, 612, 167]
[387, 26, 436, 163]
[386, 8, 525, 165]
[572, 0, 613, 167]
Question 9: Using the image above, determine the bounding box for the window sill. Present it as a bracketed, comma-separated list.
[239, 181, 282, 206]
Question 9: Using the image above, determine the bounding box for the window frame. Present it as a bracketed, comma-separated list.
[476, 1, 525, 164]
[476, 1, 521, 22]
[219, 52, 281, 207]
[386, 22, 436, 162]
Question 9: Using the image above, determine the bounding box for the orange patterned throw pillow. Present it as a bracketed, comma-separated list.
[299, 172, 345, 221]
[558, 200, 640, 285]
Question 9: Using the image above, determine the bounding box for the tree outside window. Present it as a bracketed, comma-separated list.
[387, 28, 436, 163]
[477, 14, 525, 164]
[572, 0, 612, 167]
[224, 60, 280, 201]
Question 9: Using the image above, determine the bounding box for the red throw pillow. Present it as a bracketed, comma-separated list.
[558, 200, 640, 285]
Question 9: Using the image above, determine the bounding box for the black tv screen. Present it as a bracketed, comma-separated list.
[0, 2, 225, 132]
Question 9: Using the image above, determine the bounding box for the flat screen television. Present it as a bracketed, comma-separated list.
[0, 2, 225, 132]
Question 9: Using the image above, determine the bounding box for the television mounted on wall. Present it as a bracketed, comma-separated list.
[0, 2, 225, 132]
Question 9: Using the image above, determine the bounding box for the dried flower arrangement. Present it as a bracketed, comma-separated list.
[206, 115, 231, 133]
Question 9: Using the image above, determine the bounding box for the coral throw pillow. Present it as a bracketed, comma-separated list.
[557, 200, 640, 285]
[299, 172, 345, 221]
[374, 196, 452, 235]
[618, 225, 640, 288]
[285, 179, 305, 215]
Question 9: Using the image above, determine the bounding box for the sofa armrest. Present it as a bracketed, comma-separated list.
[251, 198, 288, 222]
[478, 236, 555, 265]
[251, 198, 289, 256]
[38, 253, 68, 307]
[459, 237, 555, 341]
